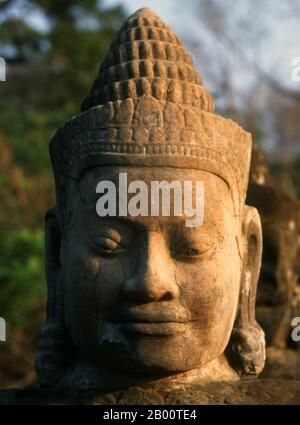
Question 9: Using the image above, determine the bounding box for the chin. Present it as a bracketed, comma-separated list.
[123, 335, 199, 373]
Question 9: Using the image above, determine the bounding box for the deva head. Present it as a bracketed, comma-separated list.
[36, 8, 265, 389]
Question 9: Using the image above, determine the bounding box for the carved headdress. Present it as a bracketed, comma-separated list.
[50, 7, 252, 219]
[37, 8, 263, 387]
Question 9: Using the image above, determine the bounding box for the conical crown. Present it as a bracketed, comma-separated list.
[50, 8, 252, 220]
[81, 8, 214, 112]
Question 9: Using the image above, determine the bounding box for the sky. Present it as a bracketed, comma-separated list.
[104, 0, 300, 93]
[2, 0, 299, 101]
[1, 0, 299, 156]
[101, 0, 300, 154]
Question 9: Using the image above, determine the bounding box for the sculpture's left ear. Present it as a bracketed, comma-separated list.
[226, 205, 266, 377]
[36, 207, 69, 386]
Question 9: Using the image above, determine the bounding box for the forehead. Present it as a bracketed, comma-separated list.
[80, 166, 230, 195]
[73, 166, 234, 229]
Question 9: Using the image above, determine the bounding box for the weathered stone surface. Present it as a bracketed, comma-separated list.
[81, 8, 211, 112]
[261, 348, 300, 381]
[22, 7, 267, 392]
[247, 146, 300, 380]
[249, 144, 273, 188]
[0, 380, 299, 405]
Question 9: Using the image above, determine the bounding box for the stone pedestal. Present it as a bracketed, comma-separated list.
[0, 380, 300, 405]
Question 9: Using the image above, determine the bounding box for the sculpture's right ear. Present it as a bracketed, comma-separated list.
[36, 207, 68, 386]
[226, 205, 265, 377]
[45, 207, 63, 321]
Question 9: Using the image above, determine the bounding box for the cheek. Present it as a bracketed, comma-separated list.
[176, 250, 241, 333]
[62, 243, 126, 345]
[61, 245, 100, 350]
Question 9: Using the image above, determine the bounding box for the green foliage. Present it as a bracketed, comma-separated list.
[0, 0, 126, 386]
[0, 230, 45, 325]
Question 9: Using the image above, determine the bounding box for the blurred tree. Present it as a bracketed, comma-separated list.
[0, 0, 126, 388]
[180, 0, 300, 196]
[0, 0, 125, 171]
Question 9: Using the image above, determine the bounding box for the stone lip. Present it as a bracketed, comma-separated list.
[0, 379, 299, 405]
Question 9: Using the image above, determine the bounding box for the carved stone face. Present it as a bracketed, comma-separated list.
[59, 166, 242, 374]
[247, 183, 300, 348]
[36, 8, 265, 388]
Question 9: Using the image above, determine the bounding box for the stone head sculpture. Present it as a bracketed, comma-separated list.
[36, 8, 265, 389]
[249, 144, 273, 188]
[247, 183, 300, 349]
[247, 146, 300, 351]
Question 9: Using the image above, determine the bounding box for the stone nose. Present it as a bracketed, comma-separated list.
[122, 231, 179, 303]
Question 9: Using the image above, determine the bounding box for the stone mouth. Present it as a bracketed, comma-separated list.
[114, 303, 190, 324]
[117, 321, 188, 336]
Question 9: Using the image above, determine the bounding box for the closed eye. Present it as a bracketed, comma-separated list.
[171, 242, 214, 262]
[89, 235, 126, 256]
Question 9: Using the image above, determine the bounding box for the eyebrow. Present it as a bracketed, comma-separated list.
[101, 215, 148, 231]
[96, 214, 207, 235]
